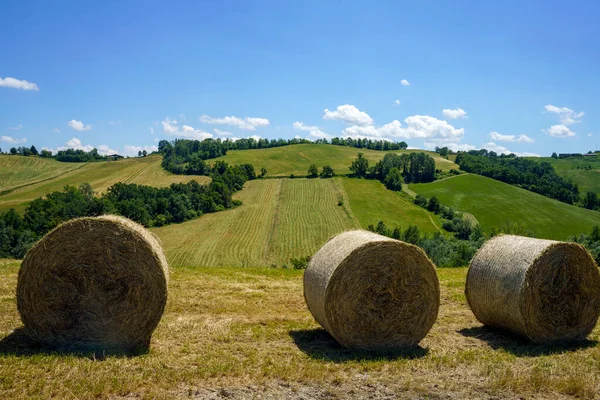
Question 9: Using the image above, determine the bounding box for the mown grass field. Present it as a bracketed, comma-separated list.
[1, 259, 599, 399]
[0, 155, 208, 213]
[529, 156, 600, 194]
[154, 178, 361, 267]
[215, 144, 458, 176]
[410, 174, 600, 240]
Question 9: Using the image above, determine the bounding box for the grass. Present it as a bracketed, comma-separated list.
[1, 259, 599, 399]
[215, 144, 458, 176]
[410, 174, 600, 240]
[154, 178, 361, 267]
[529, 156, 600, 194]
[342, 177, 442, 234]
[0, 155, 209, 213]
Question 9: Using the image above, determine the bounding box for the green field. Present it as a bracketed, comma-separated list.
[0, 155, 209, 213]
[529, 156, 600, 194]
[216, 144, 458, 176]
[410, 174, 600, 240]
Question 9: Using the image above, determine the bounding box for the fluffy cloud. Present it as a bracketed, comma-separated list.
[482, 142, 540, 157]
[489, 131, 534, 143]
[1, 135, 27, 144]
[401, 79, 410, 86]
[544, 124, 575, 138]
[442, 107, 467, 119]
[123, 145, 159, 157]
[0, 76, 39, 91]
[199, 115, 270, 131]
[58, 138, 117, 155]
[161, 117, 214, 140]
[394, 100, 401, 106]
[9, 124, 23, 130]
[544, 105, 584, 125]
[68, 119, 92, 132]
[213, 129, 232, 136]
[323, 104, 374, 126]
[293, 121, 330, 139]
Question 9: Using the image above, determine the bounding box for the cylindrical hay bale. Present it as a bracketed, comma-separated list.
[304, 230, 440, 350]
[466, 235, 600, 343]
[17, 215, 169, 354]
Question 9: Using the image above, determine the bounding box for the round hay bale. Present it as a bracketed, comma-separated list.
[466, 235, 600, 343]
[303, 230, 440, 350]
[17, 215, 169, 354]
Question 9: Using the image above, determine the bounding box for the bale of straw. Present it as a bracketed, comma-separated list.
[303, 230, 440, 350]
[17, 215, 169, 354]
[466, 235, 600, 343]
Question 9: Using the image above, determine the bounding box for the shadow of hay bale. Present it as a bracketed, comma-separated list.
[459, 326, 597, 357]
[0, 328, 149, 359]
[289, 328, 428, 362]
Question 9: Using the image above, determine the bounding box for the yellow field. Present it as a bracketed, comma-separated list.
[154, 178, 361, 267]
[0, 155, 209, 213]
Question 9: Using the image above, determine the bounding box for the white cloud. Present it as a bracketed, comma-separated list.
[442, 107, 467, 119]
[323, 104, 374, 126]
[544, 105, 584, 125]
[1, 135, 27, 144]
[58, 138, 117, 155]
[293, 121, 330, 139]
[123, 145, 159, 157]
[401, 79, 410, 86]
[52, 128, 60, 133]
[9, 124, 23, 130]
[213, 128, 232, 136]
[199, 115, 270, 131]
[482, 142, 540, 157]
[0, 76, 39, 91]
[544, 124, 575, 138]
[394, 100, 401, 106]
[489, 131, 534, 143]
[68, 119, 92, 132]
[161, 117, 213, 140]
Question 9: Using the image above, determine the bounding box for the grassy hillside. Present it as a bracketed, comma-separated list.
[215, 144, 458, 176]
[1, 260, 599, 399]
[154, 178, 361, 267]
[410, 174, 600, 240]
[529, 156, 600, 194]
[0, 155, 208, 213]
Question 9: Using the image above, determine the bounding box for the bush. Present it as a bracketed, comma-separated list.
[290, 256, 311, 270]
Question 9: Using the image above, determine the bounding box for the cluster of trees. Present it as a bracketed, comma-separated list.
[583, 191, 600, 211]
[55, 148, 111, 162]
[349, 152, 437, 186]
[456, 150, 580, 205]
[0, 160, 255, 259]
[307, 164, 335, 178]
[3, 145, 52, 157]
[328, 137, 408, 151]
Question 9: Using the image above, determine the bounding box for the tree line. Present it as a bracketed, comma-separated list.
[349, 152, 437, 186]
[0, 160, 255, 259]
[455, 150, 581, 205]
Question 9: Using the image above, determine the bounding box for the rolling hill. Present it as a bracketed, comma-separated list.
[0, 154, 209, 213]
[215, 144, 458, 176]
[410, 173, 600, 240]
[529, 156, 600, 194]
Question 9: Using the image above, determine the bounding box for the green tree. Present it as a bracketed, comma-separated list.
[30, 145, 39, 156]
[350, 153, 369, 178]
[9, 147, 17, 155]
[584, 191, 599, 210]
[376, 221, 388, 236]
[40, 149, 53, 157]
[403, 225, 421, 244]
[414, 194, 428, 207]
[551, 152, 558, 159]
[384, 167, 403, 191]
[142, 150, 148, 157]
[392, 227, 401, 239]
[320, 165, 335, 178]
[435, 146, 449, 157]
[427, 196, 441, 214]
[307, 164, 318, 178]
[260, 167, 267, 178]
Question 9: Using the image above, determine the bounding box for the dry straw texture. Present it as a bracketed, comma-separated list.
[466, 235, 600, 343]
[304, 230, 440, 350]
[17, 215, 169, 354]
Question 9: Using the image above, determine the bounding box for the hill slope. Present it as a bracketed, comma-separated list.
[410, 174, 600, 240]
[529, 156, 600, 194]
[215, 144, 458, 176]
[0, 155, 208, 213]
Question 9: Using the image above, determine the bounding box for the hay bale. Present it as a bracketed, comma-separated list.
[303, 230, 439, 350]
[466, 235, 600, 343]
[17, 215, 169, 354]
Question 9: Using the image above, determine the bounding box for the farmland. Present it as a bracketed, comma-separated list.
[410, 173, 600, 240]
[215, 143, 458, 176]
[1, 260, 599, 399]
[0, 155, 209, 213]
[530, 156, 600, 194]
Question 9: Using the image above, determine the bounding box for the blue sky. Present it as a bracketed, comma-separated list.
[1, 0, 599, 157]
